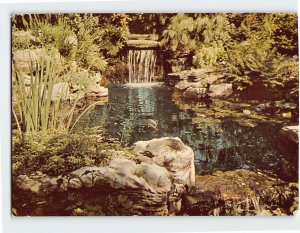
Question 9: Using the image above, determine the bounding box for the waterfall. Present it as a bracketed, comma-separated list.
[128, 49, 157, 83]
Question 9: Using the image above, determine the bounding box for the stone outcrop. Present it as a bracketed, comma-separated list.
[51, 82, 70, 101]
[14, 160, 172, 216]
[166, 68, 232, 99]
[277, 126, 299, 181]
[13, 30, 41, 44]
[183, 169, 298, 216]
[85, 72, 108, 98]
[133, 137, 195, 188]
[125, 40, 160, 49]
[166, 68, 225, 86]
[19, 69, 108, 101]
[13, 137, 195, 216]
[183, 87, 207, 99]
[12, 48, 62, 74]
[208, 83, 233, 98]
[125, 34, 160, 49]
[12, 31, 108, 101]
[128, 34, 159, 41]
[20, 79, 70, 101]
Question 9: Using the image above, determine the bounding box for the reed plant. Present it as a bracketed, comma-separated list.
[12, 54, 81, 138]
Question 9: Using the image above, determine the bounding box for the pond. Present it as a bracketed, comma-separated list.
[76, 84, 283, 175]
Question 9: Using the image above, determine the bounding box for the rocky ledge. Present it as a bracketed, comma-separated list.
[13, 45, 108, 102]
[13, 137, 298, 216]
[125, 34, 160, 49]
[13, 137, 195, 216]
[166, 68, 233, 99]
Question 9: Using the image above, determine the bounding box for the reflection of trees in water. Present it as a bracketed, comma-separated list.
[75, 85, 282, 175]
[193, 120, 281, 174]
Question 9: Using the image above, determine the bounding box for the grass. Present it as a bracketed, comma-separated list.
[12, 53, 81, 137]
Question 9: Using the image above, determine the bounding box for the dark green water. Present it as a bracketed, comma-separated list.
[76, 84, 283, 175]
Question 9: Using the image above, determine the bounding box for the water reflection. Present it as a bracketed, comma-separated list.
[76, 84, 282, 175]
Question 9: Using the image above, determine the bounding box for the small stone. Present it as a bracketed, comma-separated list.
[68, 177, 82, 189]
[282, 112, 292, 118]
[243, 109, 251, 115]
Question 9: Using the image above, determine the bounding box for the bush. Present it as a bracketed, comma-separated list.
[12, 14, 130, 73]
[161, 14, 231, 54]
[193, 42, 227, 68]
[33, 17, 74, 58]
[225, 13, 299, 99]
[12, 130, 134, 176]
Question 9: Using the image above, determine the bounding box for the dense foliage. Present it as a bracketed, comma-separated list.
[12, 13, 130, 73]
[12, 130, 133, 176]
[160, 13, 298, 100]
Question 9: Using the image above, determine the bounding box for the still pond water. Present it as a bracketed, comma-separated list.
[77, 84, 283, 175]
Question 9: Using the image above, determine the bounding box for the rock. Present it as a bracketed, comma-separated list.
[85, 73, 108, 98]
[125, 40, 160, 49]
[208, 83, 233, 98]
[13, 30, 41, 44]
[14, 159, 173, 215]
[243, 109, 251, 115]
[16, 174, 42, 194]
[70, 83, 80, 92]
[253, 101, 294, 114]
[166, 68, 225, 86]
[22, 82, 70, 101]
[183, 169, 298, 216]
[255, 103, 271, 112]
[281, 102, 297, 110]
[90, 85, 108, 97]
[13, 48, 62, 74]
[128, 34, 159, 41]
[282, 112, 292, 118]
[233, 118, 257, 128]
[69, 91, 85, 102]
[175, 80, 210, 91]
[13, 137, 194, 216]
[183, 87, 206, 99]
[133, 137, 195, 188]
[23, 74, 33, 86]
[51, 82, 70, 101]
[125, 34, 160, 49]
[170, 70, 232, 99]
[175, 80, 192, 91]
[94, 73, 102, 83]
[277, 126, 299, 181]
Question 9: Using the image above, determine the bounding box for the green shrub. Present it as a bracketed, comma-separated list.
[36, 20, 74, 58]
[161, 14, 231, 55]
[193, 42, 227, 68]
[225, 13, 299, 97]
[12, 131, 134, 176]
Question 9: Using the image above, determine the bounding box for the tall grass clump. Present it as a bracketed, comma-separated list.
[12, 55, 81, 137]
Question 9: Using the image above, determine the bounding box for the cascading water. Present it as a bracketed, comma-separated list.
[127, 49, 157, 83]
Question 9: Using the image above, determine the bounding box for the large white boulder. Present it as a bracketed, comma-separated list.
[133, 137, 195, 188]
